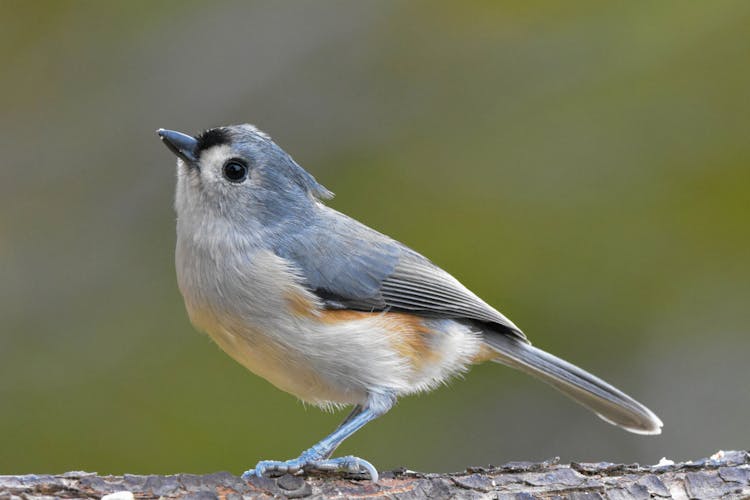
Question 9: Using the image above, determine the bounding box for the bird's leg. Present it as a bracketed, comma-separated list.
[336, 404, 366, 431]
[308, 404, 366, 460]
[243, 391, 394, 482]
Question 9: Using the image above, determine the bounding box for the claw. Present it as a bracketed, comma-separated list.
[305, 456, 378, 481]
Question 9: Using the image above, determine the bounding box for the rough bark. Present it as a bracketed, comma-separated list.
[1, 450, 748, 499]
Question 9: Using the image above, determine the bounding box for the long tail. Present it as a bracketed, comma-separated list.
[483, 333, 663, 435]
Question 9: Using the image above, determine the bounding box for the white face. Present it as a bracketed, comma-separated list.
[174, 142, 261, 228]
[173, 124, 332, 247]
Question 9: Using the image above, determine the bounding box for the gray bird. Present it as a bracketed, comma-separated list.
[157, 124, 662, 482]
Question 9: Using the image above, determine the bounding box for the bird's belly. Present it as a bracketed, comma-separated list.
[176, 248, 357, 403]
[186, 303, 365, 405]
[189, 302, 484, 407]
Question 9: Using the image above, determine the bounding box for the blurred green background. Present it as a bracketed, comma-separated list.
[1, 1, 748, 476]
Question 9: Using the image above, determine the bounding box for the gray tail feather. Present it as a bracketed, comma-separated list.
[483, 333, 663, 435]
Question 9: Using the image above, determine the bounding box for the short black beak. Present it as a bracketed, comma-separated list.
[157, 128, 198, 164]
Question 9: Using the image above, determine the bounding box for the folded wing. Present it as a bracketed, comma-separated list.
[275, 206, 525, 340]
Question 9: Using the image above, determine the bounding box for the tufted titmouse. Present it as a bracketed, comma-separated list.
[157, 124, 662, 482]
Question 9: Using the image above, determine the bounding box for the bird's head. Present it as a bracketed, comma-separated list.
[157, 124, 331, 233]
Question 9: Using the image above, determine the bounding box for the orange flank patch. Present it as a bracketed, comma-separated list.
[319, 310, 442, 369]
[317, 309, 375, 323]
[285, 288, 318, 318]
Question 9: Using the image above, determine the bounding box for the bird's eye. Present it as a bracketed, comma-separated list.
[222, 160, 248, 183]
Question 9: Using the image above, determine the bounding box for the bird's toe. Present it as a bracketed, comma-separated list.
[242, 455, 378, 482]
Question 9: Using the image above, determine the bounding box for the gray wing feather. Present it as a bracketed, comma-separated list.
[381, 256, 522, 334]
[276, 206, 525, 338]
[276, 208, 399, 310]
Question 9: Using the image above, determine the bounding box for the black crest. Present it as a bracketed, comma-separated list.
[195, 128, 230, 156]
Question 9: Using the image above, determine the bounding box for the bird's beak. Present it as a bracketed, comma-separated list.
[157, 128, 198, 165]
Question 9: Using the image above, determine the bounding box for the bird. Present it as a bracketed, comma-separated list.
[156, 124, 662, 482]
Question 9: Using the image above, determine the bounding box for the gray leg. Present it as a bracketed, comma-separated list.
[321, 404, 364, 459]
[242, 391, 394, 482]
[337, 405, 365, 430]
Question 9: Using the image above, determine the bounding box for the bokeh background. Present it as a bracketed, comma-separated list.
[1, 1, 748, 476]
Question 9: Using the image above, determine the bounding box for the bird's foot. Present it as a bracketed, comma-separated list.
[242, 454, 379, 482]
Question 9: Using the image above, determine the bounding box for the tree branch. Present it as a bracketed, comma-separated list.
[2, 450, 748, 499]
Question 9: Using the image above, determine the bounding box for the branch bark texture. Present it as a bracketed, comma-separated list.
[1, 450, 748, 499]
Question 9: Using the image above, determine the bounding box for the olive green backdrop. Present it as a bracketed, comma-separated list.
[1, 1, 748, 475]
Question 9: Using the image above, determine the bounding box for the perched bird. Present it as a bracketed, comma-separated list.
[157, 124, 662, 482]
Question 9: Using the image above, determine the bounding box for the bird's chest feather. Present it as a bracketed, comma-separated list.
[176, 237, 318, 340]
[175, 240, 346, 400]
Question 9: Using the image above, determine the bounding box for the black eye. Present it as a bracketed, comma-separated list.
[222, 160, 248, 183]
